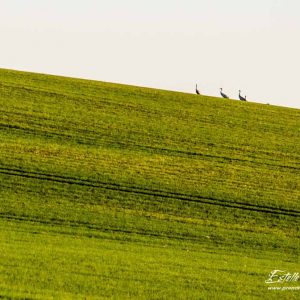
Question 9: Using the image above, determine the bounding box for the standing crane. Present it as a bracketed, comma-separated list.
[239, 90, 247, 101]
[220, 88, 229, 99]
[196, 84, 200, 95]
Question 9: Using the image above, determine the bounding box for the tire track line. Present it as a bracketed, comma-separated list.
[1, 166, 300, 218]
[0, 212, 200, 242]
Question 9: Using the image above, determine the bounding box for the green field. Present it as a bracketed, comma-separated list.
[0, 68, 299, 299]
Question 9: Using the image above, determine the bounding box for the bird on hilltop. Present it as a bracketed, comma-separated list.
[220, 88, 229, 99]
[196, 84, 200, 95]
[239, 90, 247, 101]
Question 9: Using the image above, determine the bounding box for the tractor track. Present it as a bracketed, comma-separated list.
[0, 212, 203, 243]
[1, 166, 299, 218]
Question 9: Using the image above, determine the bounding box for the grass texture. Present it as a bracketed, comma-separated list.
[0, 68, 299, 299]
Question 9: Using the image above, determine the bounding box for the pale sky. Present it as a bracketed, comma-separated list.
[1, 0, 300, 109]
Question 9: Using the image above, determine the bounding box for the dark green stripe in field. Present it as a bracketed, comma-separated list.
[0, 69, 299, 299]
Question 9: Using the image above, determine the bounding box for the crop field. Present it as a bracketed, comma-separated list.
[0, 68, 299, 299]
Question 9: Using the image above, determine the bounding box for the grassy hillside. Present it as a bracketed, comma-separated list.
[0, 68, 299, 299]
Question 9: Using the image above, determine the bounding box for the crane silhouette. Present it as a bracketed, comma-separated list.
[239, 90, 247, 101]
[220, 88, 229, 99]
[196, 84, 200, 95]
